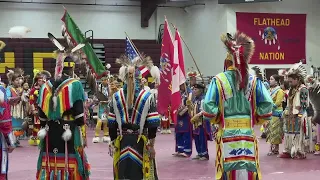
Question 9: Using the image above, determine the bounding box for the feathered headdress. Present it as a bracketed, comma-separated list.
[116, 54, 160, 84]
[187, 67, 201, 80]
[33, 69, 51, 86]
[116, 54, 160, 107]
[278, 69, 288, 77]
[250, 66, 263, 80]
[221, 31, 255, 90]
[47, 32, 85, 81]
[286, 62, 307, 82]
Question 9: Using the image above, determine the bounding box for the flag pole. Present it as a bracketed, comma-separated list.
[170, 23, 205, 85]
[124, 32, 145, 61]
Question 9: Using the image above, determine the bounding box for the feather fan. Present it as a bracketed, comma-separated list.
[309, 82, 320, 124]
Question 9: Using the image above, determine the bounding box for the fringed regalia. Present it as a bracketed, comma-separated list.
[108, 55, 161, 180]
[0, 85, 16, 180]
[174, 88, 193, 157]
[36, 78, 90, 180]
[28, 69, 51, 146]
[308, 78, 320, 155]
[203, 32, 273, 180]
[93, 75, 111, 143]
[35, 11, 102, 178]
[191, 84, 212, 160]
[280, 62, 309, 159]
[265, 85, 285, 154]
[6, 68, 25, 139]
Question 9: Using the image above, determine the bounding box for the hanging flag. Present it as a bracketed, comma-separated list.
[61, 10, 107, 78]
[157, 18, 174, 115]
[171, 29, 186, 123]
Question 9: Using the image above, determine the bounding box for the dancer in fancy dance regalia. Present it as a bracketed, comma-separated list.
[190, 83, 213, 161]
[203, 32, 273, 180]
[28, 69, 51, 146]
[108, 55, 161, 180]
[0, 85, 16, 180]
[172, 83, 193, 157]
[35, 30, 92, 179]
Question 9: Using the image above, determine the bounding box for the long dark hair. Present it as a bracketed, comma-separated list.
[271, 74, 281, 85]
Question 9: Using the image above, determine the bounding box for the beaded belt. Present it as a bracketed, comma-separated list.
[225, 118, 251, 129]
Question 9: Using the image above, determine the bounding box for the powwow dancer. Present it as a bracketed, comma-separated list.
[108, 55, 161, 180]
[191, 83, 212, 160]
[306, 76, 320, 155]
[28, 69, 51, 146]
[92, 66, 112, 144]
[203, 32, 273, 180]
[6, 68, 25, 145]
[35, 9, 107, 179]
[266, 74, 285, 155]
[172, 84, 193, 157]
[278, 62, 309, 159]
[0, 84, 16, 180]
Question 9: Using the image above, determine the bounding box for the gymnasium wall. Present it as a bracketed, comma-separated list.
[183, 0, 319, 77]
[0, 1, 183, 82]
[0, 2, 185, 39]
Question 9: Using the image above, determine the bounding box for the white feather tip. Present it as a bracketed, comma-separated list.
[150, 66, 161, 84]
[62, 129, 72, 141]
[37, 128, 47, 140]
[119, 66, 126, 81]
[278, 69, 285, 76]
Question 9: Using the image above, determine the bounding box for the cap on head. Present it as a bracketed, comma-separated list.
[193, 83, 205, 90]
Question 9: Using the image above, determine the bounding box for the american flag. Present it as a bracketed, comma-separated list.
[125, 36, 150, 77]
[125, 37, 140, 62]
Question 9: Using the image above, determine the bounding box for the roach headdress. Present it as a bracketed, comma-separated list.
[221, 31, 255, 90]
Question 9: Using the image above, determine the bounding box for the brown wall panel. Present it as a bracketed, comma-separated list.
[0, 38, 161, 84]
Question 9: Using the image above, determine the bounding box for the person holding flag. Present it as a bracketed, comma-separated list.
[203, 32, 273, 180]
[35, 9, 109, 179]
[170, 26, 194, 158]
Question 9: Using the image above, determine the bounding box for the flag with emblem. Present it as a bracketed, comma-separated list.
[61, 9, 107, 78]
[170, 28, 186, 123]
[157, 18, 174, 115]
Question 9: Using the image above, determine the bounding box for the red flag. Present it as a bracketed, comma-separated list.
[170, 29, 186, 123]
[157, 19, 174, 115]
